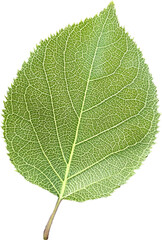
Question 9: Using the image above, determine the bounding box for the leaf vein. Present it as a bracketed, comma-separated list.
[60, 8, 112, 199]
[23, 82, 63, 182]
[63, 26, 79, 118]
[43, 41, 68, 165]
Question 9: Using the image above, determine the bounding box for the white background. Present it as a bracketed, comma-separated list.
[0, 0, 162, 239]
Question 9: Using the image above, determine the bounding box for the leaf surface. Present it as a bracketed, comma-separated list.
[3, 2, 159, 202]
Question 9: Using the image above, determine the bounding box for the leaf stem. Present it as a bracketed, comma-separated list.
[43, 198, 62, 240]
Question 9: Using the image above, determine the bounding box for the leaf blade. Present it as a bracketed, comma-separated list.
[3, 2, 159, 202]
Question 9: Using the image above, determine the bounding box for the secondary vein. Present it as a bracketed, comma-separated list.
[43, 41, 68, 165]
[67, 62, 151, 181]
[63, 26, 79, 119]
[24, 74, 63, 182]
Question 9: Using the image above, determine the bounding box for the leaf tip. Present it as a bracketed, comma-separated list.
[109, 1, 115, 7]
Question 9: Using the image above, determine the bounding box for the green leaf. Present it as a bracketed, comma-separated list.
[3, 2, 159, 238]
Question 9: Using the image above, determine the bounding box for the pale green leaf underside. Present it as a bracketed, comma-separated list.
[3, 2, 159, 202]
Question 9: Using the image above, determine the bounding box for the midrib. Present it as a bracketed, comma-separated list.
[59, 13, 109, 199]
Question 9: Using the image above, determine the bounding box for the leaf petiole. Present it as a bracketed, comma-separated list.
[43, 198, 62, 240]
